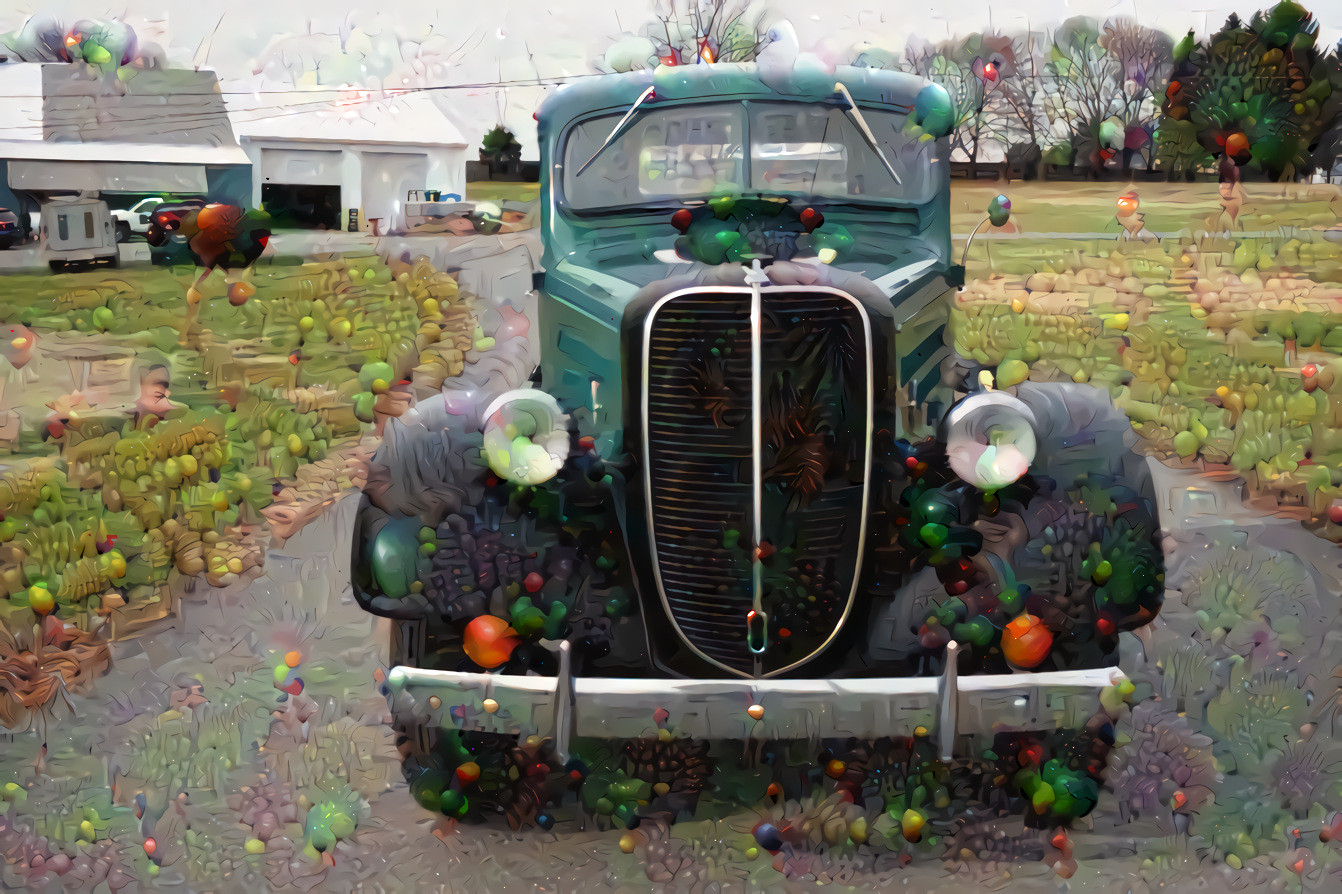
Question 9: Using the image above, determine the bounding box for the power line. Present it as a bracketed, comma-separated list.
[0, 62, 605, 96]
[0, 71, 606, 137]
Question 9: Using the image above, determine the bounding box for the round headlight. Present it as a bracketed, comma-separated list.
[482, 389, 570, 485]
[943, 391, 1037, 490]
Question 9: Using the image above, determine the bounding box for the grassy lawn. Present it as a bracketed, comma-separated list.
[950, 179, 1341, 236]
[465, 180, 542, 205]
[951, 182, 1342, 538]
[0, 252, 472, 635]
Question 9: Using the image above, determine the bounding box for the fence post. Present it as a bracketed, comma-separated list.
[938, 640, 959, 762]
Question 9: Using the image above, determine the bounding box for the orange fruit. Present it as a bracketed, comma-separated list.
[463, 615, 519, 669]
[1002, 613, 1053, 668]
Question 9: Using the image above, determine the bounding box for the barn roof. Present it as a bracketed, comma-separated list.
[229, 88, 468, 148]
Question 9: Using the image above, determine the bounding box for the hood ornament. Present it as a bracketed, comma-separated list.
[743, 258, 769, 286]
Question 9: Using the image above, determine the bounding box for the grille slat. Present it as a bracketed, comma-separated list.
[645, 288, 869, 676]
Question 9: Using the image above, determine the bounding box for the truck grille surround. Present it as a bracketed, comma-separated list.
[642, 286, 873, 677]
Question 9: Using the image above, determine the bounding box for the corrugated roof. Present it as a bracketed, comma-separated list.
[0, 62, 240, 146]
[229, 89, 468, 148]
[0, 139, 250, 165]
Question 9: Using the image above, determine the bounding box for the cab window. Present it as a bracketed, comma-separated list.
[565, 105, 745, 210]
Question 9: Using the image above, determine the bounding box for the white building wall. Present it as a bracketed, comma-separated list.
[425, 147, 467, 201]
[340, 149, 364, 228]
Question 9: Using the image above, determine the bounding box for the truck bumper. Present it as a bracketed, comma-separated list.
[385, 643, 1126, 759]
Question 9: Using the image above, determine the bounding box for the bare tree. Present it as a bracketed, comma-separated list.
[1044, 17, 1126, 177]
[989, 29, 1054, 179]
[903, 34, 1011, 178]
[1100, 17, 1174, 173]
[601, 0, 773, 71]
[654, 0, 773, 65]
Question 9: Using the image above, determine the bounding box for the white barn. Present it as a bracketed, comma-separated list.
[0, 61, 252, 213]
[231, 90, 469, 234]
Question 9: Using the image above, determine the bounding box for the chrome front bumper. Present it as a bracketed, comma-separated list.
[385, 643, 1128, 760]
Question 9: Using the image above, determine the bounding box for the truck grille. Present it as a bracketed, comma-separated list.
[643, 286, 871, 677]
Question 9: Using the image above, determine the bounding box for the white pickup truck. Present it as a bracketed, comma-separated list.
[110, 197, 166, 242]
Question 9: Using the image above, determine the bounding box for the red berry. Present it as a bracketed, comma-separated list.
[1328, 502, 1342, 525]
[670, 209, 693, 233]
[524, 571, 544, 593]
[1303, 363, 1318, 378]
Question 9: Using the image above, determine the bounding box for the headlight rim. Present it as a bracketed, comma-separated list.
[941, 390, 1038, 491]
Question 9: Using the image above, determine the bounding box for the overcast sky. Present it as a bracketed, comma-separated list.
[5, 0, 1342, 156]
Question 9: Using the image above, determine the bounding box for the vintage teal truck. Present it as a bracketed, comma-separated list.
[350, 63, 1164, 825]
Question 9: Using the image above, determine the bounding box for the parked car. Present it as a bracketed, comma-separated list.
[143, 198, 208, 265]
[0, 208, 22, 250]
[351, 64, 1165, 826]
[41, 196, 118, 271]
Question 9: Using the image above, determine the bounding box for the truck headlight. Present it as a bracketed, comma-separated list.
[943, 391, 1036, 490]
[482, 389, 570, 485]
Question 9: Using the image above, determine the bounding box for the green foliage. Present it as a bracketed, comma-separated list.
[480, 126, 522, 160]
[1158, 1, 1339, 180]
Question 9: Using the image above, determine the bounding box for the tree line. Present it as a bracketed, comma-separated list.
[606, 1, 1342, 183]
[860, 2, 1341, 182]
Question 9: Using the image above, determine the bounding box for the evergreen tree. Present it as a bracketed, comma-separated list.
[1157, 2, 1338, 181]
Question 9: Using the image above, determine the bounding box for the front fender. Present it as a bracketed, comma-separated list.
[858, 380, 1164, 675]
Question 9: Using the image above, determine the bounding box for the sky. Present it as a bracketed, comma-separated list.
[4, 0, 1342, 157]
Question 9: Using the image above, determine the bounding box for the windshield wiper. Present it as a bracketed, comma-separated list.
[832, 82, 902, 188]
[575, 85, 658, 178]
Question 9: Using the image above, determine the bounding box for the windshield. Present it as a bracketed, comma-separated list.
[563, 100, 939, 211]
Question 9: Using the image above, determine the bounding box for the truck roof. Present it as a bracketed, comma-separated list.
[537, 63, 931, 130]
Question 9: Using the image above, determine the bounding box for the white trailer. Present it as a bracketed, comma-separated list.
[41, 195, 118, 271]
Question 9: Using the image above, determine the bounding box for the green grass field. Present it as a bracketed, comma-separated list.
[951, 183, 1342, 537]
[0, 251, 472, 630]
[465, 180, 542, 205]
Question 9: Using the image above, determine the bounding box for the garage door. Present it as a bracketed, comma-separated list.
[260, 149, 342, 186]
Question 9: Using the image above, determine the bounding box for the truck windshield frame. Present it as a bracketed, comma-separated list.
[560, 99, 939, 214]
